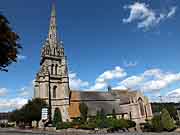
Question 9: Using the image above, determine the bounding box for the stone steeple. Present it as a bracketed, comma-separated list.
[48, 3, 58, 46]
[40, 3, 65, 65]
[34, 2, 70, 122]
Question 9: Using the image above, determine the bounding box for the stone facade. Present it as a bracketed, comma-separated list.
[34, 4, 70, 122]
[34, 3, 153, 123]
[68, 90, 152, 123]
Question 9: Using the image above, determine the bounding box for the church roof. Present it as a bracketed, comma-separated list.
[70, 90, 131, 104]
[68, 90, 132, 118]
[70, 91, 115, 101]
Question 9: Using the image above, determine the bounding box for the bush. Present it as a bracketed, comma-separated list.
[150, 108, 176, 132]
[56, 122, 73, 129]
[79, 102, 88, 123]
[151, 115, 163, 132]
[72, 117, 82, 126]
[53, 108, 62, 128]
[126, 120, 136, 128]
[161, 108, 176, 131]
[107, 118, 129, 130]
[140, 122, 153, 132]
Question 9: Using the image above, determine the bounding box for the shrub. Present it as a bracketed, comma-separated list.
[56, 122, 73, 129]
[107, 118, 129, 130]
[72, 117, 82, 126]
[161, 108, 176, 131]
[151, 115, 163, 132]
[126, 120, 136, 128]
[53, 108, 62, 128]
[140, 122, 152, 132]
[79, 102, 88, 123]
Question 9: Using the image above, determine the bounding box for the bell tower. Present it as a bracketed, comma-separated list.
[34, 3, 70, 122]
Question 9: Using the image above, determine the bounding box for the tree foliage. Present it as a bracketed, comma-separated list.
[151, 115, 163, 132]
[79, 102, 88, 123]
[0, 14, 21, 71]
[161, 108, 176, 131]
[151, 102, 178, 120]
[53, 108, 62, 128]
[150, 108, 176, 132]
[112, 108, 116, 119]
[9, 98, 47, 126]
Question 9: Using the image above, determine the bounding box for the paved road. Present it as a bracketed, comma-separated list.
[1, 128, 180, 135]
[0, 128, 59, 135]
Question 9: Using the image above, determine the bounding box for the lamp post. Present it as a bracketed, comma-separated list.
[48, 70, 52, 125]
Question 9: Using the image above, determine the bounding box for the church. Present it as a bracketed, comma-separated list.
[34, 3, 153, 124]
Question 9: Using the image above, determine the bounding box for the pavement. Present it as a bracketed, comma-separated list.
[0, 128, 59, 135]
[1, 128, 180, 135]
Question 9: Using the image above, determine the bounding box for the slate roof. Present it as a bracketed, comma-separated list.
[70, 91, 115, 101]
[68, 90, 134, 118]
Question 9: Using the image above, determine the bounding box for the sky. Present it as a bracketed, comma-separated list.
[0, 0, 180, 112]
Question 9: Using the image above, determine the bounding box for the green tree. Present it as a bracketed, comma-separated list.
[112, 108, 116, 119]
[79, 102, 88, 123]
[161, 108, 176, 131]
[95, 108, 108, 128]
[53, 108, 62, 128]
[151, 115, 163, 132]
[9, 98, 47, 126]
[25, 98, 47, 123]
[151, 103, 178, 120]
[0, 14, 21, 71]
[99, 108, 106, 120]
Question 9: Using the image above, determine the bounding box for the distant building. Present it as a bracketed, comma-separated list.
[34, 3, 153, 123]
[0, 113, 9, 124]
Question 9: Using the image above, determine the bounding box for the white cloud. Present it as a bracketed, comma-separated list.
[141, 80, 167, 92]
[0, 98, 28, 111]
[89, 66, 127, 90]
[69, 72, 89, 90]
[120, 75, 144, 88]
[123, 2, 177, 30]
[96, 66, 126, 83]
[167, 7, 177, 18]
[164, 88, 180, 102]
[69, 67, 180, 94]
[17, 55, 27, 61]
[19, 87, 30, 97]
[90, 82, 107, 90]
[115, 68, 180, 93]
[17, 80, 35, 97]
[143, 68, 163, 79]
[142, 71, 180, 92]
[167, 88, 180, 98]
[112, 85, 127, 90]
[0, 88, 8, 96]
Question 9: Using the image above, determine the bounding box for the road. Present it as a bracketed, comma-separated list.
[1, 128, 180, 135]
[0, 128, 60, 135]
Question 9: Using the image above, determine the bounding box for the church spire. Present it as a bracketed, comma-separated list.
[48, 2, 58, 45]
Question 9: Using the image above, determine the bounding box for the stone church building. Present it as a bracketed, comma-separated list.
[34, 3, 153, 124]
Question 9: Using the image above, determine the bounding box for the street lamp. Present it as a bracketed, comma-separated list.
[48, 70, 52, 125]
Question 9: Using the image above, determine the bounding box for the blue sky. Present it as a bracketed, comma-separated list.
[0, 0, 180, 111]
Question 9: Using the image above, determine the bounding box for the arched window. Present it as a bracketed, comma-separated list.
[138, 98, 145, 116]
[53, 48, 56, 56]
[55, 64, 58, 75]
[53, 86, 57, 98]
[51, 64, 54, 75]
